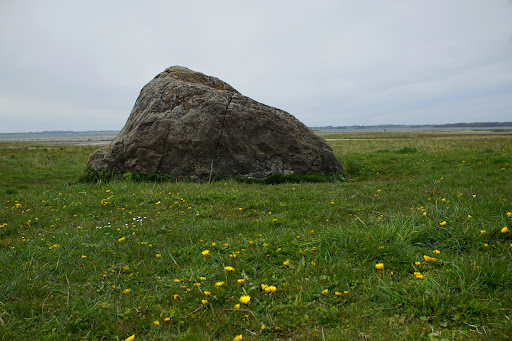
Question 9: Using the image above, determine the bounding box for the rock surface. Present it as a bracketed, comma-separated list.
[87, 66, 343, 181]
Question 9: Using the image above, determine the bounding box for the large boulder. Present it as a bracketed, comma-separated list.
[87, 66, 343, 181]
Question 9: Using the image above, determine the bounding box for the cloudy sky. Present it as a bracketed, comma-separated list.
[1, 0, 511, 133]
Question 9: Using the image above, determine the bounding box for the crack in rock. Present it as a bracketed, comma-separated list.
[157, 121, 173, 171]
[210, 95, 234, 175]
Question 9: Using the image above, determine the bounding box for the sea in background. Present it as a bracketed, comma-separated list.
[1, 123, 511, 145]
[314, 126, 512, 133]
[312, 123, 512, 134]
[0, 131, 119, 145]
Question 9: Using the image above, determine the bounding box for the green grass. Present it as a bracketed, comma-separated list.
[1, 133, 512, 340]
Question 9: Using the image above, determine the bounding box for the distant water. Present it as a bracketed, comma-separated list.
[313, 126, 512, 133]
[1, 127, 511, 145]
[0, 131, 119, 145]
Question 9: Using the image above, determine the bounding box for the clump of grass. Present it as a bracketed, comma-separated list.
[397, 146, 418, 154]
[78, 165, 122, 182]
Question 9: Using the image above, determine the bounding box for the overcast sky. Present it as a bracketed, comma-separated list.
[1, 0, 511, 133]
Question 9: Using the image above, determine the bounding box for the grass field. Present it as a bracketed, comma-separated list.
[1, 131, 511, 340]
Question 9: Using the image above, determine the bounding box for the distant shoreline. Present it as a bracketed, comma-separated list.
[1, 123, 511, 144]
[0, 131, 119, 145]
[311, 122, 512, 131]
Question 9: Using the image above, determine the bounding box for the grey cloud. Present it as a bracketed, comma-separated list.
[1, 0, 511, 132]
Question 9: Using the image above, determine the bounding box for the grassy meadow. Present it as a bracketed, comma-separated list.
[1, 131, 511, 340]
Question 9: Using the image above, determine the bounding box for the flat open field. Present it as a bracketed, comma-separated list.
[1, 131, 511, 340]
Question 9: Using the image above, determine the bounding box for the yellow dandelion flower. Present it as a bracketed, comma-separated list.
[215, 281, 225, 287]
[439, 221, 447, 226]
[484, 243, 489, 247]
[153, 320, 159, 326]
[240, 295, 251, 305]
[224, 266, 235, 272]
[164, 317, 171, 322]
[234, 303, 241, 309]
[155, 254, 161, 258]
[335, 292, 342, 297]
[265, 285, 277, 293]
[193, 283, 201, 287]
[414, 272, 424, 279]
[237, 279, 245, 285]
[272, 219, 278, 222]
[344, 290, 349, 294]
[124, 335, 135, 341]
[322, 289, 329, 294]
[507, 212, 512, 218]
[123, 289, 130, 294]
[414, 262, 421, 266]
[261, 324, 266, 330]
[481, 230, 486, 235]
[201, 299, 208, 305]
[81, 255, 87, 259]
[199, 277, 207, 281]
[283, 260, 290, 267]
[423, 212, 427, 216]
[201, 250, 210, 257]
[118, 237, 126, 242]
[172, 294, 179, 300]
[375, 263, 384, 270]
[233, 335, 243, 341]
[433, 249, 440, 254]
[174, 279, 180, 283]
[501, 227, 509, 234]
[261, 284, 268, 290]
[204, 291, 211, 296]
[423, 255, 437, 262]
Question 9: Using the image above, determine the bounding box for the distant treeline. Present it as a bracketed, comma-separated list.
[315, 122, 512, 130]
